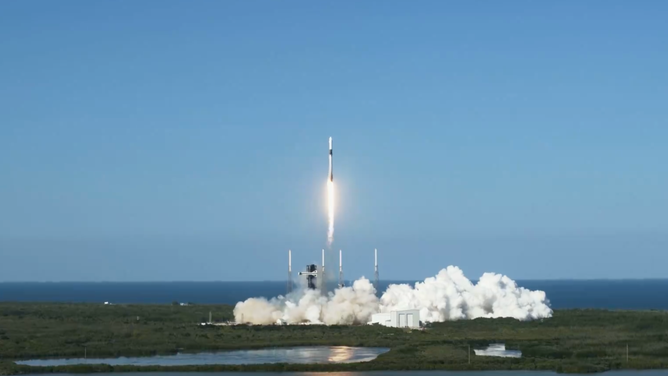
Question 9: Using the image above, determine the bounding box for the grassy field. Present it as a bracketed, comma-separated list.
[1, 303, 668, 374]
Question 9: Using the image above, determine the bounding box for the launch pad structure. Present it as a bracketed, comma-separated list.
[288, 248, 379, 295]
[295, 249, 327, 294]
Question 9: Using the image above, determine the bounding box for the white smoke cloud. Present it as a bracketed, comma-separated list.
[379, 266, 552, 321]
[234, 266, 552, 325]
[234, 278, 378, 325]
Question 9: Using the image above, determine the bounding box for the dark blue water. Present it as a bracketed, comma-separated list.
[1, 280, 668, 309]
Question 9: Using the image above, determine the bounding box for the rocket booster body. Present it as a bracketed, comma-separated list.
[328, 137, 333, 182]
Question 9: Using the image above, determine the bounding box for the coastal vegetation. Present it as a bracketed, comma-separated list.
[1, 303, 668, 374]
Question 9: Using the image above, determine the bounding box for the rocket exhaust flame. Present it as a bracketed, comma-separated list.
[327, 181, 334, 246]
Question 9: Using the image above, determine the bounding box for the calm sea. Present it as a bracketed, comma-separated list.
[1, 280, 668, 309]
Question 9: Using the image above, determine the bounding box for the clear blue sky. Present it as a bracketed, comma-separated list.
[1, 1, 666, 282]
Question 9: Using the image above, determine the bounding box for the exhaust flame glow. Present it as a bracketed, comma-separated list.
[327, 180, 335, 247]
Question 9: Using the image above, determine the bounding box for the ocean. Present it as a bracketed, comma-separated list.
[1, 280, 668, 309]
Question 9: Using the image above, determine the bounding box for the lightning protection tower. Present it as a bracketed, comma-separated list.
[374, 249, 379, 292]
[338, 249, 344, 288]
[320, 249, 326, 294]
[287, 250, 293, 294]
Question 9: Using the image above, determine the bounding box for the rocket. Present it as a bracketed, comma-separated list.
[328, 137, 333, 182]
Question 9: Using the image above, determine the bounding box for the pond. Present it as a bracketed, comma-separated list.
[17, 346, 389, 366]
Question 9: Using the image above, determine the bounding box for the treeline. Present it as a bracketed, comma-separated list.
[2, 303, 668, 374]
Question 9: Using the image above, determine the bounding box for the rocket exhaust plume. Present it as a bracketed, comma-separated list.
[327, 137, 335, 247]
[234, 266, 553, 325]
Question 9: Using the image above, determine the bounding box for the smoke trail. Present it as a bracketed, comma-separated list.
[327, 181, 334, 246]
[234, 266, 552, 325]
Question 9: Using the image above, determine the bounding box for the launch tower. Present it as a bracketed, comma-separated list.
[287, 250, 293, 294]
[374, 248, 379, 292]
[299, 264, 319, 290]
[338, 249, 344, 288]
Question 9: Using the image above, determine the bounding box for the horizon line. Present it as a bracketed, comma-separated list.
[2, 278, 668, 283]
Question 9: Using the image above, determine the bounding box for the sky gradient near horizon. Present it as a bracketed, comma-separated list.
[1, 1, 667, 282]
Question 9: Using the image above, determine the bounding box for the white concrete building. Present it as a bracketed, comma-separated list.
[370, 310, 420, 328]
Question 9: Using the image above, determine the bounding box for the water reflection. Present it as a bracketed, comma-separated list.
[327, 346, 385, 363]
[328, 346, 352, 363]
[17, 346, 389, 366]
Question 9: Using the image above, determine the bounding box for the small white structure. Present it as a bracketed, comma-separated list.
[370, 310, 420, 328]
[474, 344, 522, 358]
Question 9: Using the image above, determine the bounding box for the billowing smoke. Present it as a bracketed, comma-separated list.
[234, 266, 552, 325]
[235, 278, 378, 325]
[379, 266, 552, 321]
